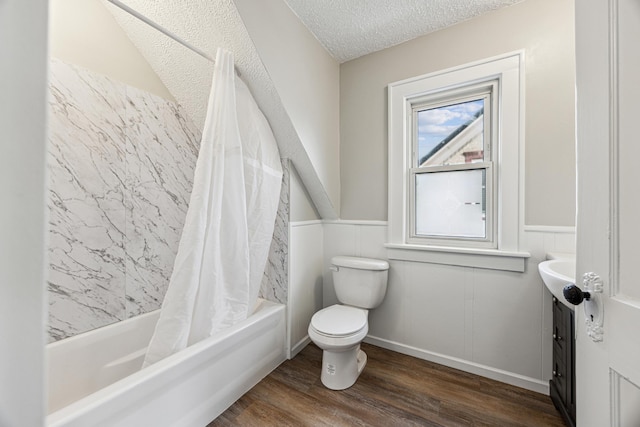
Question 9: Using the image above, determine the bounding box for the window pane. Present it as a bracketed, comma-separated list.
[415, 169, 486, 238]
[417, 99, 484, 167]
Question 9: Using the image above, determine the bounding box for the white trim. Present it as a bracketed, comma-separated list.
[523, 225, 577, 233]
[408, 80, 498, 249]
[387, 50, 527, 89]
[294, 221, 577, 234]
[609, 0, 620, 297]
[290, 336, 311, 359]
[286, 222, 293, 358]
[289, 220, 324, 228]
[517, 50, 527, 255]
[322, 219, 388, 226]
[364, 335, 549, 395]
[296, 221, 577, 235]
[387, 51, 525, 265]
[610, 369, 622, 427]
[384, 243, 529, 258]
[385, 244, 528, 272]
[546, 252, 576, 260]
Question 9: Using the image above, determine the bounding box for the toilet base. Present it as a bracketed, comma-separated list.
[320, 345, 367, 390]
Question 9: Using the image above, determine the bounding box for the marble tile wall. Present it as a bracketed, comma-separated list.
[259, 159, 290, 304]
[48, 60, 130, 342]
[47, 59, 288, 342]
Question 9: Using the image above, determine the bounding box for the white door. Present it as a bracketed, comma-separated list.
[575, 0, 640, 426]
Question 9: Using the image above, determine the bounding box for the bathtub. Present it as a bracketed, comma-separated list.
[46, 299, 286, 427]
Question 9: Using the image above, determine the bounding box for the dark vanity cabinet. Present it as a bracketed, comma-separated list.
[550, 296, 576, 427]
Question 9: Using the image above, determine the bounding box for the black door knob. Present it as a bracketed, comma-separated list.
[563, 284, 591, 305]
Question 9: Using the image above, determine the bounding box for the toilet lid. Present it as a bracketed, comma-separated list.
[311, 305, 367, 337]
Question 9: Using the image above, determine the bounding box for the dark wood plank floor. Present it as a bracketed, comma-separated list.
[208, 343, 565, 427]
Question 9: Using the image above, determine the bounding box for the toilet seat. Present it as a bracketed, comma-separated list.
[310, 305, 367, 338]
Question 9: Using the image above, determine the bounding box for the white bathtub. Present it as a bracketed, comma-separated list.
[46, 299, 286, 427]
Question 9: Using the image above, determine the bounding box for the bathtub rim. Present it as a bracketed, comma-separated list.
[46, 298, 285, 426]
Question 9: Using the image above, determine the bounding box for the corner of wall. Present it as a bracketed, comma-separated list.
[0, 1, 48, 424]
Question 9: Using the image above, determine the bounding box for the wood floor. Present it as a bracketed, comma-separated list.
[208, 343, 565, 427]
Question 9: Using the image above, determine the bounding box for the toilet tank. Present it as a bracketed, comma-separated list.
[331, 256, 389, 309]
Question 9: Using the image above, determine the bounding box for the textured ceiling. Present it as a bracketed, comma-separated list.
[106, 0, 255, 131]
[283, 0, 524, 63]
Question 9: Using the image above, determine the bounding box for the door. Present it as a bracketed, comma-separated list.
[575, 0, 640, 426]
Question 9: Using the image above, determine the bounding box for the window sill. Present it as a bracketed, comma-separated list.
[384, 243, 530, 272]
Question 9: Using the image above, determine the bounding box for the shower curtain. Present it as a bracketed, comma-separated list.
[143, 49, 282, 367]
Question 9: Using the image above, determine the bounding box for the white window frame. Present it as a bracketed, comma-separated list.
[386, 52, 530, 272]
[408, 81, 497, 248]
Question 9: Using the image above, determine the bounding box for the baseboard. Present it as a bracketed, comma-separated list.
[550, 380, 576, 427]
[290, 335, 311, 359]
[364, 335, 549, 395]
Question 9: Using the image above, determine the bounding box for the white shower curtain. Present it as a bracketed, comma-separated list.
[143, 49, 282, 367]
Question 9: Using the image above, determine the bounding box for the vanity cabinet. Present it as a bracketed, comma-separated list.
[550, 296, 576, 427]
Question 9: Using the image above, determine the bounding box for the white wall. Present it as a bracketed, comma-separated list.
[0, 0, 48, 425]
[340, 0, 576, 226]
[233, 0, 341, 217]
[288, 222, 323, 356]
[287, 156, 322, 356]
[323, 222, 575, 393]
[50, 0, 174, 101]
[287, 159, 323, 356]
[290, 164, 320, 222]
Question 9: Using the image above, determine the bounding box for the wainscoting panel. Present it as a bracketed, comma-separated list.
[288, 221, 324, 357]
[322, 221, 576, 393]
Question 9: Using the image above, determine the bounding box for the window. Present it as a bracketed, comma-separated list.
[386, 52, 529, 272]
[409, 83, 497, 247]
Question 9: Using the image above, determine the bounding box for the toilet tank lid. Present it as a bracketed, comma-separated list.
[332, 256, 389, 271]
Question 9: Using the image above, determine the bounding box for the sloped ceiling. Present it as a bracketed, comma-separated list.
[105, 0, 525, 219]
[105, 0, 338, 218]
[284, 0, 525, 63]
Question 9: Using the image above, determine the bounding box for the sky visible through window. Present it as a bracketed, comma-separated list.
[417, 99, 484, 161]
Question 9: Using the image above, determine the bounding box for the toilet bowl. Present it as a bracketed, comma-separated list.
[308, 256, 389, 390]
[308, 304, 369, 390]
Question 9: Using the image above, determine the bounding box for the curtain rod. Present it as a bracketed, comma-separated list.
[105, 0, 240, 76]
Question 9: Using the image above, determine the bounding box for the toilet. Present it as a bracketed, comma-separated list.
[308, 256, 389, 390]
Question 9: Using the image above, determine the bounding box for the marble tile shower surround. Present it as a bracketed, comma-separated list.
[47, 59, 289, 342]
[259, 159, 290, 305]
